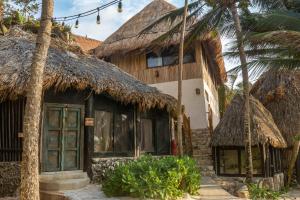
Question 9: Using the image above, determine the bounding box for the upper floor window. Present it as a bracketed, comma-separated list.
[146, 47, 195, 68]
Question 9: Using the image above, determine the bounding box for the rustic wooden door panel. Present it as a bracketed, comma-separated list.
[43, 104, 82, 172]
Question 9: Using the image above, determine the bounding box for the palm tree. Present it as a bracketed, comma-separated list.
[226, 1, 300, 185]
[0, 0, 8, 35]
[141, 0, 288, 181]
[177, 0, 189, 156]
[227, 1, 300, 75]
[20, 0, 53, 199]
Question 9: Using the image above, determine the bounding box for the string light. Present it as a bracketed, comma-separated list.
[96, 8, 101, 25]
[118, 0, 123, 13]
[62, 17, 66, 26]
[53, 0, 123, 24]
[75, 15, 80, 28]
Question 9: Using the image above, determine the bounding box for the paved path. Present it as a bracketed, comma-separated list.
[195, 176, 244, 200]
[62, 176, 242, 200]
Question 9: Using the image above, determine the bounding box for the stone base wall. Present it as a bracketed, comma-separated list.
[191, 129, 213, 167]
[91, 157, 135, 183]
[0, 162, 20, 197]
[258, 173, 285, 191]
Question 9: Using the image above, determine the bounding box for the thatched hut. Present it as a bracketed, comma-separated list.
[251, 70, 300, 182]
[94, 0, 227, 168]
[0, 28, 176, 197]
[212, 94, 287, 177]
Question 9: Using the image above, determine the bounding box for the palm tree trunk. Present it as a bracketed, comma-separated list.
[230, 3, 253, 183]
[0, 0, 8, 35]
[287, 140, 300, 186]
[20, 0, 53, 199]
[177, 0, 188, 156]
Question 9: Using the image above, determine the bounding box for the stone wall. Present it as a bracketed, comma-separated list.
[191, 129, 213, 167]
[258, 173, 285, 191]
[0, 162, 20, 197]
[91, 157, 135, 183]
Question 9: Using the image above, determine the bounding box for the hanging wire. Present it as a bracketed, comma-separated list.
[53, 0, 123, 23]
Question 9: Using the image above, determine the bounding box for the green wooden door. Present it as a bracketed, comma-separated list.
[43, 104, 82, 172]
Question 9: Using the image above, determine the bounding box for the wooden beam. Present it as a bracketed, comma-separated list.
[84, 92, 94, 177]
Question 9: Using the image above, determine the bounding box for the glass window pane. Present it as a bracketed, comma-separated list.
[147, 53, 163, 68]
[94, 111, 113, 152]
[183, 52, 195, 64]
[141, 119, 155, 153]
[114, 113, 133, 153]
[156, 118, 170, 154]
[220, 149, 239, 174]
[241, 147, 262, 175]
[163, 55, 178, 66]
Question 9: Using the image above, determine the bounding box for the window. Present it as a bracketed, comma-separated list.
[140, 119, 155, 153]
[241, 148, 262, 175]
[139, 112, 170, 155]
[94, 110, 134, 155]
[218, 147, 263, 176]
[146, 47, 195, 68]
[147, 52, 163, 68]
[114, 113, 133, 153]
[94, 111, 113, 153]
[220, 149, 239, 174]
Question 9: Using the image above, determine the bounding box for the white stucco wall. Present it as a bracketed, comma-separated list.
[203, 81, 220, 129]
[151, 76, 220, 130]
[150, 78, 208, 130]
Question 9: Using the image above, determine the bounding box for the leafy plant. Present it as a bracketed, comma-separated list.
[102, 155, 201, 200]
[248, 184, 284, 200]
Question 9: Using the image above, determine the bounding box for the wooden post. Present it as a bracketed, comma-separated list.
[263, 143, 267, 177]
[296, 153, 300, 184]
[84, 92, 94, 178]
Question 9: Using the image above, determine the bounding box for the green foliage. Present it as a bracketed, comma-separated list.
[102, 155, 201, 200]
[248, 184, 284, 200]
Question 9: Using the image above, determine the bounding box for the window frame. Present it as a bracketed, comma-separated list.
[146, 48, 196, 69]
[139, 111, 171, 156]
[216, 146, 264, 177]
[93, 107, 135, 158]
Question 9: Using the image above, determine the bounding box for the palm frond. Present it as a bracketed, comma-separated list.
[185, 6, 226, 46]
[139, 1, 205, 35]
[250, 0, 286, 11]
[229, 57, 300, 78]
[225, 47, 296, 60]
[252, 11, 300, 32]
[248, 31, 300, 52]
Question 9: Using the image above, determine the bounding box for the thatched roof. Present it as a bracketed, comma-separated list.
[72, 34, 102, 52]
[94, 0, 226, 83]
[251, 70, 300, 147]
[0, 28, 177, 113]
[212, 94, 287, 148]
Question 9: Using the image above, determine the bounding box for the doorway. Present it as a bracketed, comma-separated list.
[42, 104, 83, 172]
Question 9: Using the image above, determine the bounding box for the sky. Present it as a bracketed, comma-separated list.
[52, 0, 235, 73]
[53, 0, 184, 40]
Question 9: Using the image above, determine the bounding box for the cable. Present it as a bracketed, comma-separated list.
[53, 0, 121, 22]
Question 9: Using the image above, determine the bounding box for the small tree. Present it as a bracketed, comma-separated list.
[20, 0, 53, 199]
[177, 0, 188, 156]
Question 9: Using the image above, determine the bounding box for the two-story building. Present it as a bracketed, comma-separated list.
[94, 0, 227, 167]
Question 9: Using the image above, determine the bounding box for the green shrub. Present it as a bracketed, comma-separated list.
[248, 184, 284, 200]
[102, 155, 201, 199]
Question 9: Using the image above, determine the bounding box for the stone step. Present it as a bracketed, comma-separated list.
[39, 171, 90, 191]
[40, 177, 90, 191]
[40, 190, 68, 200]
[40, 170, 88, 181]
